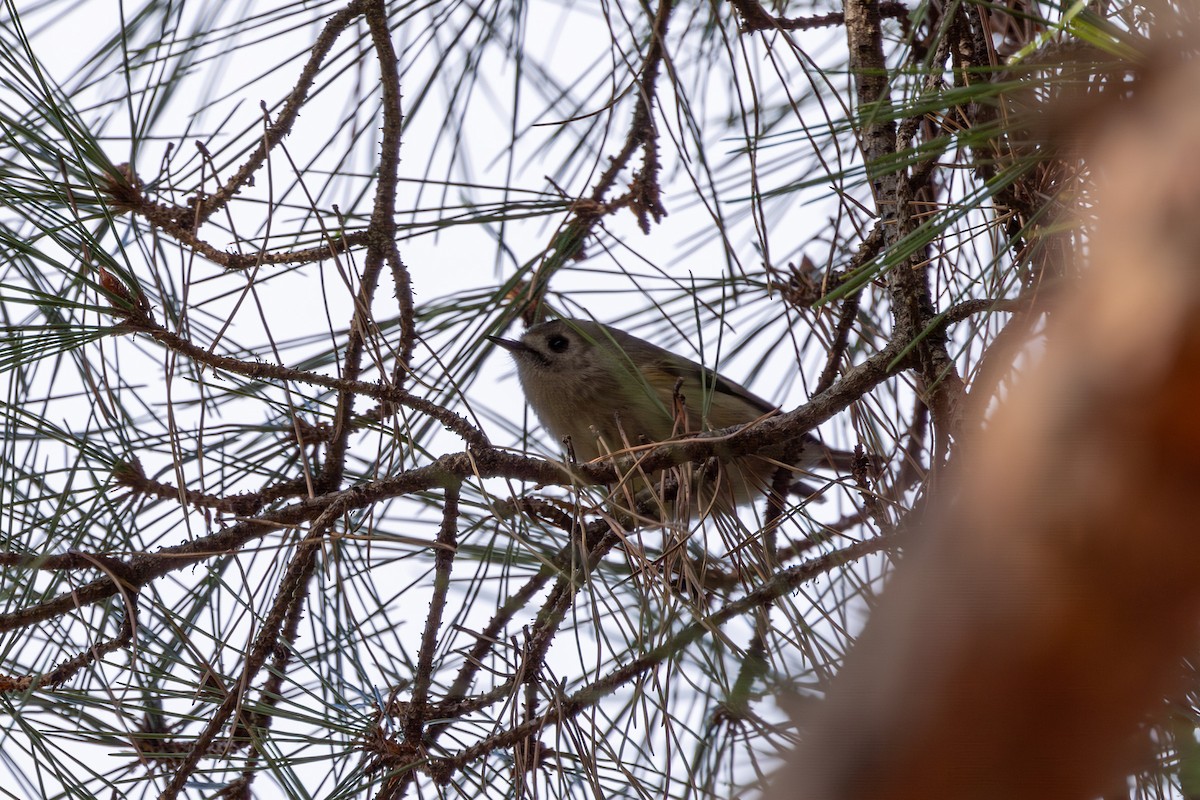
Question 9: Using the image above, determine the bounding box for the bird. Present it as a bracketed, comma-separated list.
[489, 317, 868, 518]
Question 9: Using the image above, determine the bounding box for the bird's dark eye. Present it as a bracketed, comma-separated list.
[547, 334, 569, 353]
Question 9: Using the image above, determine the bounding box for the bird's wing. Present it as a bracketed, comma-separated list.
[643, 352, 777, 434]
[651, 353, 774, 414]
[582, 321, 776, 429]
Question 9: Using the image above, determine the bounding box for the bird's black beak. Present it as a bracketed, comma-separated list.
[486, 334, 526, 354]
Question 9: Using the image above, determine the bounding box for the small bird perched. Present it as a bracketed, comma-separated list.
[489, 318, 867, 518]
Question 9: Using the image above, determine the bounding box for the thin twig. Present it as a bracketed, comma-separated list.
[158, 523, 329, 799]
[523, 0, 676, 320]
[731, 0, 910, 32]
[406, 482, 462, 740]
[432, 533, 898, 776]
[192, 2, 368, 226]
